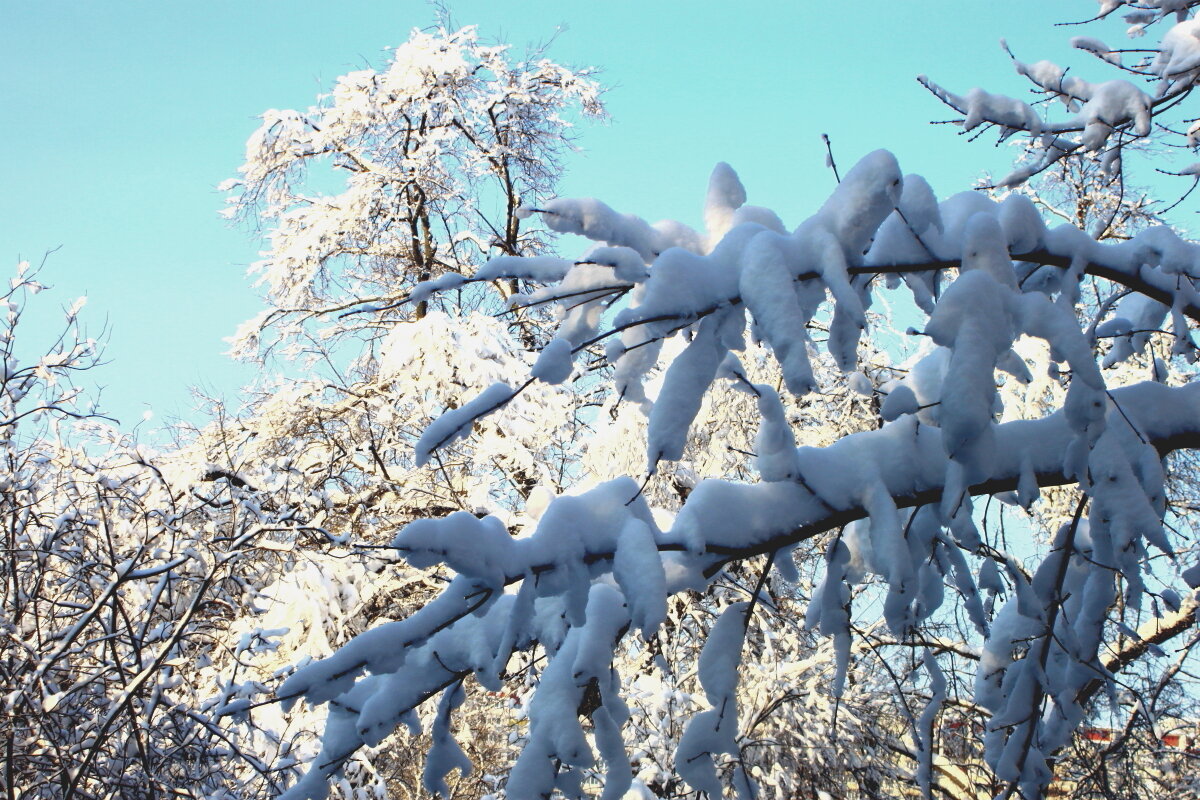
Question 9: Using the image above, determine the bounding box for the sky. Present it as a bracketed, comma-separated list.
[0, 1, 1154, 433]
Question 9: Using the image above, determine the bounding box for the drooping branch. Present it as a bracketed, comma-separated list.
[406, 228, 1200, 345]
[272, 379, 1200, 798]
[280, 380, 1200, 707]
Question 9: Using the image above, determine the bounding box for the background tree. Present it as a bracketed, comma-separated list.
[0, 259, 321, 799]
[211, 18, 607, 575]
[176, 23, 611, 800]
[221, 23, 603, 360]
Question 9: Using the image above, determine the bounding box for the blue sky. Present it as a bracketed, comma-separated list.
[1, 1, 1137, 430]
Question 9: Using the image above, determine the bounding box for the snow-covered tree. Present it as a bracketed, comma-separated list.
[263, 6, 1200, 799]
[221, 23, 603, 361]
[0, 259, 323, 799]
[179, 25, 616, 799]
[212, 18, 609, 570]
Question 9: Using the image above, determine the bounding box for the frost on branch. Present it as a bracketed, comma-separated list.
[273, 138, 1200, 800]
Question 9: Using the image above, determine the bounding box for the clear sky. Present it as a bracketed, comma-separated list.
[0, 1, 1143, 432]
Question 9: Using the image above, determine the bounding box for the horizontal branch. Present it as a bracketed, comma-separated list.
[847, 248, 1200, 324]
[404, 383, 1200, 614]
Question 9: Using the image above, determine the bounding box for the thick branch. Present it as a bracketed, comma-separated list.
[655, 382, 1200, 570]
[847, 249, 1200, 324]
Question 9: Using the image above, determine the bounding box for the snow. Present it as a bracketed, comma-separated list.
[1071, 35, 1112, 55]
[392, 512, 517, 587]
[609, 319, 664, 407]
[752, 386, 802, 481]
[1185, 565, 1200, 589]
[739, 233, 817, 395]
[676, 604, 750, 796]
[1153, 18, 1200, 78]
[531, 337, 575, 384]
[410, 272, 468, 304]
[1079, 81, 1152, 150]
[518, 261, 631, 345]
[646, 317, 727, 469]
[963, 87, 1043, 134]
[423, 683, 472, 797]
[704, 162, 749, 244]
[475, 255, 575, 283]
[415, 382, 516, 467]
[541, 197, 670, 261]
[879, 383, 919, 421]
[571, 584, 629, 683]
[579, 246, 651, 283]
[613, 518, 667, 635]
[615, 246, 740, 334]
[866, 172, 942, 280]
[1072, 35, 1121, 67]
[698, 602, 749, 706]
[808, 149, 903, 262]
[1013, 58, 1069, 96]
[998, 194, 1046, 254]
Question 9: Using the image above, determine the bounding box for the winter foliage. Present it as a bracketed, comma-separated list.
[9, 7, 1200, 800]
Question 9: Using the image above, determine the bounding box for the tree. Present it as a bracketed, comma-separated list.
[220, 23, 603, 362]
[210, 20, 608, 640]
[0, 258, 323, 799]
[260, 4, 1200, 799]
[179, 24, 615, 800]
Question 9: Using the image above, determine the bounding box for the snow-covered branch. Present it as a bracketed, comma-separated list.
[922, 7, 1200, 188]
